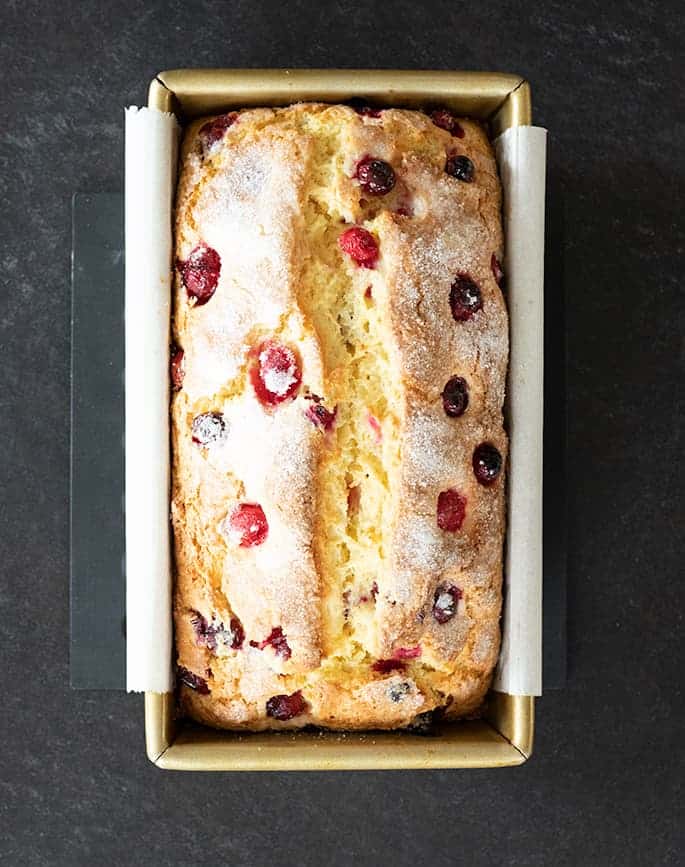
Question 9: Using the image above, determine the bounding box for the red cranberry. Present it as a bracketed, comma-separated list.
[305, 400, 337, 432]
[338, 227, 379, 268]
[393, 645, 421, 660]
[179, 243, 221, 306]
[226, 502, 268, 547]
[437, 489, 467, 532]
[266, 690, 307, 721]
[368, 414, 382, 442]
[250, 626, 292, 660]
[364, 285, 373, 299]
[250, 340, 302, 407]
[177, 665, 210, 694]
[450, 274, 483, 322]
[350, 100, 383, 118]
[372, 659, 407, 674]
[491, 253, 504, 287]
[355, 156, 396, 196]
[445, 154, 475, 182]
[473, 442, 503, 486]
[170, 345, 185, 390]
[191, 412, 227, 446]
[432, 584, 463, 624]
[430, 110, 465, 138]
[199, 112, 238, 151]
[441, 376, 469, 417]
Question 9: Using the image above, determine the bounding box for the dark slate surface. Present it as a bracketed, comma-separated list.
[1, 2, 682, 865]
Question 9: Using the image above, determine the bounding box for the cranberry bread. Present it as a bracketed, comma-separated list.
[171, 103, 507, 730]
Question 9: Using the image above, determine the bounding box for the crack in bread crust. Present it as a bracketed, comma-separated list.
[172, 104, 507, 730]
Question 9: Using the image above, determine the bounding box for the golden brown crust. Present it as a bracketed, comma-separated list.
[171, 104, 507, 730]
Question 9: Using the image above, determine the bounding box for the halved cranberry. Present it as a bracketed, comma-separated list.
[441, 376, 469, 417]
[355, 156, 396, 196]
[449, 274, 483, 322]
[199, 112, 238, 151]
[250, 626, 292, 660]
[305, 400, 337, 432]
[250, 340, 302, 407]
[191, 411, 227, 446]
[266, 690, 307, 721]
[430, 110, 465, 138]
[190, 612, 243, 652]
[393, 645, 422, 660]
[338, 227, 379, 268]
[225, 502, 268, 547]
[177, 665, 210, 694]
[372, 659, 407, 674]
[445, 154, 475, 182]
[437, 489, 467, 532]
[473, 442, 503, 486]
[190, 611, 216, 650]
[491, 253, 504, 287]
[179, 243, 221, 306]
[170, 345, 185, 390]
[432, 584, 463, 624]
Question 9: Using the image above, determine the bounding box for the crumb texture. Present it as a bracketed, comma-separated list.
[172, 103, 507, 730]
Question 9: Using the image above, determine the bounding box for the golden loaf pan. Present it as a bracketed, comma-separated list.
[138, 69, 543, 770]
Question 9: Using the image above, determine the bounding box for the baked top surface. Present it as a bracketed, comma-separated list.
[171, 102, 507, 730]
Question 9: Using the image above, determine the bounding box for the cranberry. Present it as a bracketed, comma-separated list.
[491, 253, 504, 287]
[445, 154, 475, 182]
[432, 584, 463, 624]
[359, 581, 379, 603]
[364, 285, 373, 300]
[395, 205, 413, 217]
[179, 243, 221, 306]
[266, 690, 307, 721]
[170, 345, 185, 390]
[190, 611, 216, 650]
[227, 617, 245, 650]
[225, 502, 268, 547]
[250, 626, 292, 660]
[190, 612, 243, 651]
[199, 112, 238, 151]
[388, 682, 412, 702]
[430, 110, 465, 138]
[355, 156, 396, 196]
[250, 340, 302, 407]
[191, 411, 227, 446]
[350, 100, 383, 118]
[441, 376, 469, 417]
[393, 645, 422, 660]
[372, 659, 407, 674]
[305, 400, 337, 432]
[177, 665, 210, 694]
[449, 274, 483, 322]
[437, 489, 467, 532]
[473, 442, 503, 486]
[338, 227, 379, 268]
[368, 414, 382, 442]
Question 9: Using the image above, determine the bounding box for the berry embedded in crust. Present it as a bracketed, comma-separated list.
[250, 340, 302, 407]
[441, 376, 469, 418]
[338, 226, 379, 268]
[224, 502, 269, 547]
[472, 442, 503, 486]
[437, 489, 467, 532]
[266, 690, 307, 721]
[449, 274, 483, 322]
[355, 156, 396, 196]
[178, 243, 221, 306]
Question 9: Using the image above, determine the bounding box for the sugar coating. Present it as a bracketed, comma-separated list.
[172, 103, 507, 730]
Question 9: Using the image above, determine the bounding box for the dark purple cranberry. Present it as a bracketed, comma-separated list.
[190, 611, 216, 650]
[250, 626, 292, 660]
[432, 584, 463, 624]
[266, 690, 307, 721]
[445, 154, 475, 182]
[372, 659, 407, 674]
[472, 442, 503, 486]
[170, 345, 185, 390]
[304, 399, 337, 432]
[178, 243, 221, 305]
[441, 376, 469, 417]
[430, 110, 465, 138]
[449, 274, 483, 322]
[349, 99, 383, 118]
[177, 665, 210, 694]
[227, 617, 245, 650]
[355, 156, 396, 196]
[491, 253, 504, 287]
[388, 682, 411, 703]
[199, 112, 238, 151]
[437, 489, 467, 532]
[191, 411, 227, 446]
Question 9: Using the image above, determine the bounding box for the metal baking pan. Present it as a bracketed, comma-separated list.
[144, 69, 536, 770]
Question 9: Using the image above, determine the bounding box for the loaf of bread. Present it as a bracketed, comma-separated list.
[171, 103, 507, 730]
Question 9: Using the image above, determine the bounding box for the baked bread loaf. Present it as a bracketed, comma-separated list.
[171, 102, 507, 730]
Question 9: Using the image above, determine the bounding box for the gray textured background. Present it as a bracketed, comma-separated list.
[2, 1, 683, 865]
